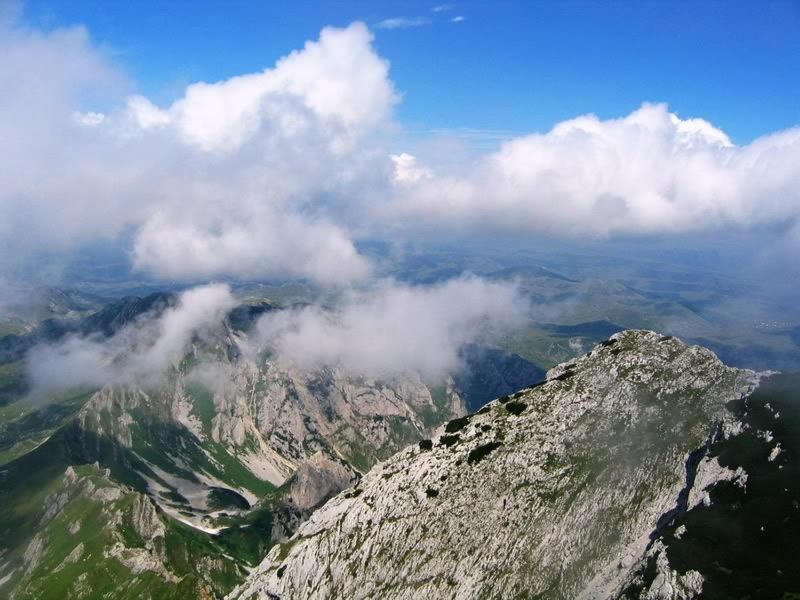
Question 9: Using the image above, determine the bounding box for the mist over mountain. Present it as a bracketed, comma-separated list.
[1, 2, 799, 599]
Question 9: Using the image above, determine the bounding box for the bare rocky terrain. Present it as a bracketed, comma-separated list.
[232, 331, 790, 600]
[3, 294, 799, 600]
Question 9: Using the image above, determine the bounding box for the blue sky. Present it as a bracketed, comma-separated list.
[21, 0, 800, 144]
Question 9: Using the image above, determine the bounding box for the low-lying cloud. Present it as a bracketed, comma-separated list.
[24, 278, 527, 392]
[26, 284, 236, 394]
[250, 277, 528, 379]
[132, 211, 371, 284]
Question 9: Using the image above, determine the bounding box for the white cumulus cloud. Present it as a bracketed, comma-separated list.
[383, 103, 800, 238]
[390, 153, 433, 184]
[26, 284, 237, 393]
[250, 277, 528, 379]
[0, 18, 393, 285]
[1, 13, 800, 287]
[126, 22, 395, 153]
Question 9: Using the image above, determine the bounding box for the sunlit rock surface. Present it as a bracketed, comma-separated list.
[232, 331, 762, 600]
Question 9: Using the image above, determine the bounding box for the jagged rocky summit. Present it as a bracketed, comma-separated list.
[232, 330, 791, 600]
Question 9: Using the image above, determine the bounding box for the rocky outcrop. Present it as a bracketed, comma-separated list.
[10, 465, 183, 596]
[208, 360, 464, 478]
[231, 331, 760, 600]
[69, 352, 467, 534]
[282, 452, 358, 512]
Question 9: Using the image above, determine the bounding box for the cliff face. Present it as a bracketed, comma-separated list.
[1, 291, 546, 599]
[232, 331, 763, 600]
[0, 346, 470, 598]
[71, 359, 466, 531]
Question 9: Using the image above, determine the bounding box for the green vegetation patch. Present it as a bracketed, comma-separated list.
[444, 415, 472, 433]
[467, 441, 503, 465]
[183, 381, 217, 432]
[0, 360, 26, 405]
[439, 434, 460, 448]
[504, 401, 527, 416]
[0, 390, 93, 466]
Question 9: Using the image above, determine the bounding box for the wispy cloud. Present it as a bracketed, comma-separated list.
[376, 17, 431, 30]
[422, 127, 523, 145]
[251, 277, 527, 380]
[432, 4, 453, 12]
[26, 284, 236, 393]
[452, 15, 466, 23]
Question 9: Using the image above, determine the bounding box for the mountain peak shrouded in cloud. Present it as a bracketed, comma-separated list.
[250, 276, 528, 380]
[24, 277, 527, 393]
[25, 284, 237, 393]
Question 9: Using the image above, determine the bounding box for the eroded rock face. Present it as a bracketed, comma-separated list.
[210, 361, 465, 477]
[68, 354, 466, 533]
[283, 452, 358, 512]
[232, 331, 760, 600]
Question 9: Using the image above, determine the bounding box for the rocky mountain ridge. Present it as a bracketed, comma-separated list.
[0, 356, 469, 598]
[1, 292, 541, 598]
[6, 289, 796, 599]
[232, 330, 786, 600]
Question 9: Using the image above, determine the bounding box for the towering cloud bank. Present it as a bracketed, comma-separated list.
[123, 22, 394, 283]
[386, 103, 800, 237]
[1, 14, 799, 286]
[0, 19, 390, 284]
